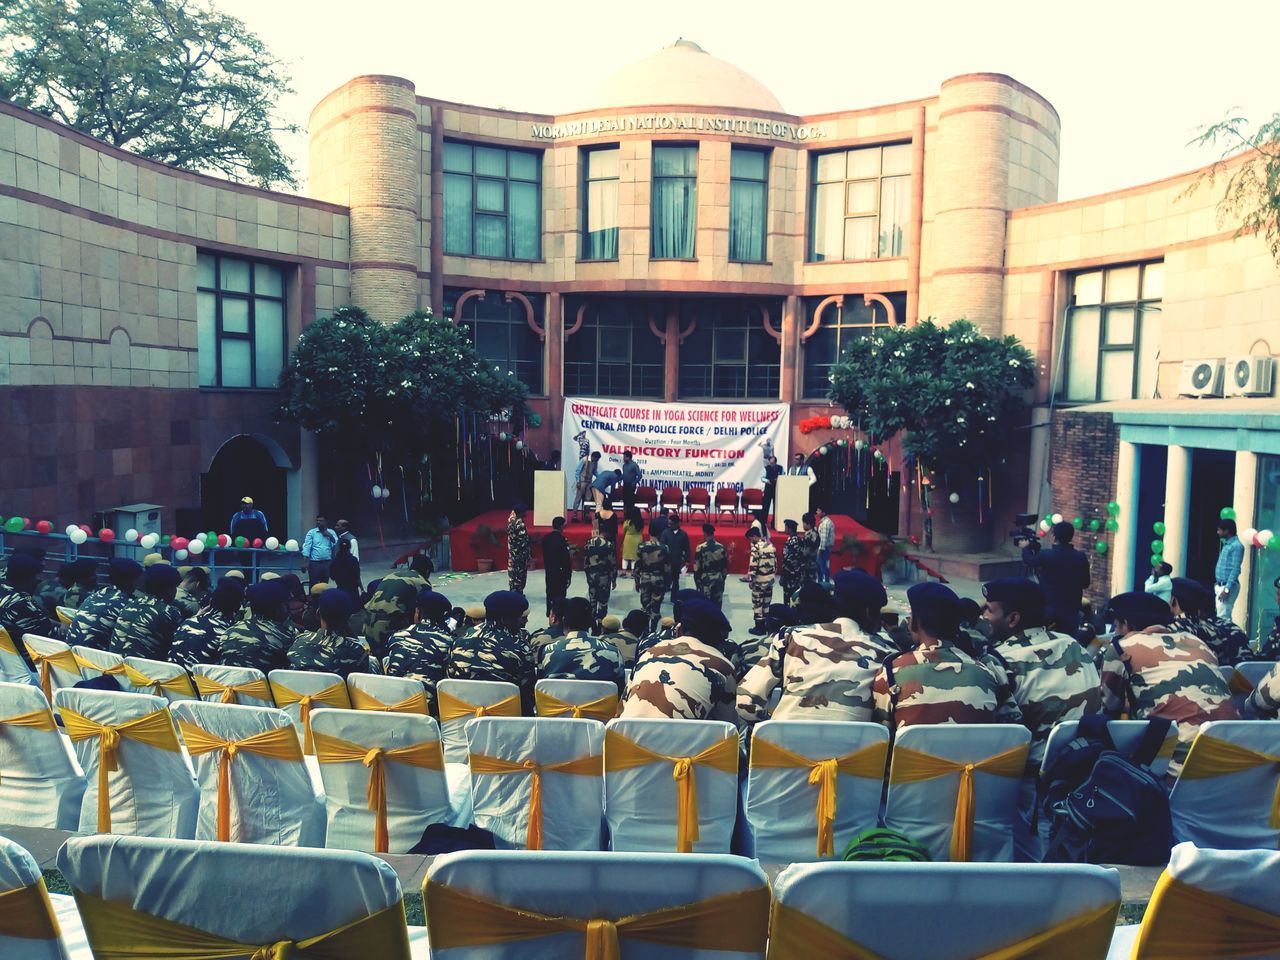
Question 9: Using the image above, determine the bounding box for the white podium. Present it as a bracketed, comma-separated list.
[774, 475, 810, 532]
[534, 470, 567, 527]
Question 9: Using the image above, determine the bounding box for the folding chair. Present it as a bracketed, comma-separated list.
[23, 636, 82, 704]
[347, 673, 430, 715]
[1110, 842, 1280, 960]
[1217, 664, 1236, 685]
[686, 487, 711, 523]
[745, 720, 889, 862]
[884, 723, 1030, 862]
[1230, 660, 1277, 694]
[534, 678, 619, 722]
[771, 860, 1120, 960]
[58, 835, 413, 960]
[191, 663, 274, 707]
[603, 718, 739, 853]
[1169, 720, 1280, 849]
[0, 627, 34, 685]
[436, 678, 521, 765]
[268, 669, 351, 753]
[0, 681, 86, 830]
[660, 486, 684, 519]
[423, 850, 769, 959]
[0, 833, 78, 960]
[55, 606, 78, 629]
[635, 485, 658, 518]
[741, 488, 764, 520]
[467, 717, 604, 851]
[52, 688, 197, 838]
[714, 487, 741, 524]
[69, 646, 127, 684]
[170, 700, 324, 847]
[1040, 718, 1178, 781]
[122, 657, 197, 702]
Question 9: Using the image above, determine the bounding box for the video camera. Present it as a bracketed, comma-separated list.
[1011, 512, 1039, 548]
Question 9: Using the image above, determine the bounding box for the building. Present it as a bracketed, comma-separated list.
[0, 40, 1276, 631]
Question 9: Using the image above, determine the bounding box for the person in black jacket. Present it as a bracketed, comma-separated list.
[1021, 520, 1090, 638]
[659, 513, 691, 596]
[541, 516, 573, 617]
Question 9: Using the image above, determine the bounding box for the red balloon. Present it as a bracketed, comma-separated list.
[35, 520, 52, 534]
[79, 524, 91, 534]
[217, 534, 230, 548]
[252, 538, 264, 548]
[22, 518, 31, 529]
[172, 537, 189, 550]
[99, 528, 115, 542]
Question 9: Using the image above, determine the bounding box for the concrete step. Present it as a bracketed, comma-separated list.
[907, 551, 1028, 583]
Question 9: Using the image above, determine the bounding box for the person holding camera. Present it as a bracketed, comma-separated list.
[1020, 520, 1090, 638]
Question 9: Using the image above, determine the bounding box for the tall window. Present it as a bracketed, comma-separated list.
[564, 299, 664, 398]
[446, 288, 544, 394]
[651, 145, 697, 259]
[1059, 261, 1164, 403]
[809, 143, 911, 262]
[581, 146, 619, 261]
[802, 293, 905, 399]
[196, 253, 286, 388]
[443, 141, 541, 260]
[729, 147, 768, 263]
[680, 300, 781, 400]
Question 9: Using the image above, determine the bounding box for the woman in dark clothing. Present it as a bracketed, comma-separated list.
[330, 536, 363, 602]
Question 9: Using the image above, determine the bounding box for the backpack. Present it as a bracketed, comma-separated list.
[1041, 714, 1173, 866]
[841, 827, 930, 862]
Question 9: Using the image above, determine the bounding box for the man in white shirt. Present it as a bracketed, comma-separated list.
[816, 507, 836, 586]
[786, 453, 817, 486]
[300, 515, 339, 587]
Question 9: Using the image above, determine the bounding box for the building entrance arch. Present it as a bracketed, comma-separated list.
[201, 434, 292, 539]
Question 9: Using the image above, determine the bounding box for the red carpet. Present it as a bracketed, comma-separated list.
[450, 509, 888, 577]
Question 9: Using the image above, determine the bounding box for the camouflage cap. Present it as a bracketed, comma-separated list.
[600, 614, 622, 631]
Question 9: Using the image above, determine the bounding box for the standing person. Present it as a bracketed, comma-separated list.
[1213, 517, 1245, 621]
[1020, 520, 1091, 637]
[787, 453, 817, 512]
[659, 513, 691, 596]
[620, 509, 644, 578]
[109, 564, 185, 660]
[693, 524, 728, 609]
[330, 524, 363, 600]
[760, 455, 783, 524]
[591, 469, 622, 512]
[746, 526, 777, 636]
[1144, 561, 1173, 604]
[219, 579, 297, 673]
[621, 450, 643, 514]
[780, 519, 806, 607]
[800, 512, 820, 585]
[541, 516, 573, 617]
[169, 581, 243, 670]
[572, 451, 600, 523]
[65, 558, 141, 651]
[633, 523, 669, 632]
[507, 504, 531, 594]
[385, 590, 455, 711]
[229, 497, 269, 542]
[287, 589, 370, 679]
[0, 553, 55, 666]
[300, 515, 339, 588]
[584, 518, 615, 629]
[1258, 575, 1280, 660]
[362, 554, 433, 657]
[816, 507, 836, 586]
[596, 503, 619, 586]
[335, 519, 360, 561]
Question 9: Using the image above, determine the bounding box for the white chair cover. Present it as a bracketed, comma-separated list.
[0, 833, 74, 960]
[466, 717, 604, 850]
[425, 850, 769, 960]
[1039, 719, 1178, 780]
[1218, 664, 1236, 684]
[1236, 661, 1278, 689]
[603, 718, 739, 853]
[744, 720, 888, 862]
[52, 688, 198, 839]
[884, 724, 1030, 862]
[309, 708, 452, 854]
[69, 646, 123, 682]
[1169, 720, 1280, 849]
[57, 834, 409, 958]
[773, 860, 1120, 960]
[347, 673, 429, 712]
[0, 628, 34, 685]
[169, 700, 325, 847]
[191, 663, 274, 707]
[437, 679, 521, 765]
[122, 657, 197, 702]
[268, 669, 351, 748]
[0, 682, 86, 830]
[23, 635, 82, 695]
[534, 679, 620, 719]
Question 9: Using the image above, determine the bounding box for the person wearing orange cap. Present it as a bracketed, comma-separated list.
[229, 497, 268, 543]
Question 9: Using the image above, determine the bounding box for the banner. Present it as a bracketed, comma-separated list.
[561, 397, 789, 500]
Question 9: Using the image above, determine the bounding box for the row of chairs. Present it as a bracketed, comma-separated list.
[587, 484, 763, 523]
[2, 831, 1273, 960]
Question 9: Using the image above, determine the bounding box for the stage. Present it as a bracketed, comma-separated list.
[448, 509, 888, 577]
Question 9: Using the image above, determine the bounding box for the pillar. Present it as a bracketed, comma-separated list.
[778, 295, 799, 404]
[905, 106, 926, 325]
[296, 430, 319, 538]
[663, 305, 679, 403]
[1163, 445, 1192, 577]
[546, 292, 564, 442]
[1111, 440, 1140, 597]
[1233, 449, 1259, 624]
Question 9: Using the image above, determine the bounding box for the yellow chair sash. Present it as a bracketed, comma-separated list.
[25, 644, 80, 704]
[1178, 734, 1280, 828]
[888, 743, 1028, 862]
[767, 898, 1117, 960]
[0, 879, 62, 940]
[270, 680, 350, 753]
[313, 730, 445, 854]
[57, 607, 75, 627]
[120, 663, 196, 698]
[1130, 871, 1280, 959]
[178, 720, 303, 842]
[604, 730, 739, 853]
[72, 888, 409, 960]
[0, 627, 16, 656]
[424, 879, 769, 959]
[535, 689, 619, 722]
[469, 750, 603, 850]
[61, 707, 181, 833]
[0, 705, 58, 780]
[72, 653, 128, 678]
[1229, 671, 1256, 695]
[348, 684, 429, 715]
[194, 673, 273, 705]
[750, 737, 889, 857]
[437, 689, 521, 723]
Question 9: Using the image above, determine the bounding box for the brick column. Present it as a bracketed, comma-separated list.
[546, 291, 564, 441]
[1164, 445, 1192, 576]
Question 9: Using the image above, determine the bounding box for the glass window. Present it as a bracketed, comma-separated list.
[652, 145, 697, 259]
[441, 140, 542, 260]
[196, 252, 287, 389]
[445, 288, 544, 394]
[1058, 261, 1163, 403]
[808, 144, 912, 262]
[564, 299, 663, 399]
[801, 293, 906, 399]
[581, 146, 619, 261]
[729, 147, 768, 263]
[680, 300, 782, 400]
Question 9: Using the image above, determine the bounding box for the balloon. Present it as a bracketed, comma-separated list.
[35, 520, 51, 534]
[1153, 521, 1166, 536]
[1088, 518, 1101, 532]
[498, 432, 508, 442]
[854, 439, 864, 451]
[206, 531, 218, 545]
[515, 440, 524, 450]
[1038, 520, 1051, 533]
[382, 487, 391, 499]
[172, 537, 189, 551]
[284, 538, 300, 552]
[949, 492, 960, 504]
[98, 528, 114, 542]
[1094, 540, 1108, 554]
[252, 538, 264, 548]
[1105, 519, 1119, 532]
[1258, 530, 1275, 549]
[1240, 528, 1258, 548]
[1220, 507, 1236, 521]
[69, 528, 88, 545]
[371, 485, 383, 499]
[1072, 517, 1083, 529]
[79, 524, 91, 535]
[1151, 540, 1164, 553]
[217, 534, 230, 548]
[4, 517, 24, 533]
[234, 536, 247, 548]
[265, 536, 280, 551]
[188, 538, 205, 555]
[1038, 526, 1049, 537]
[125, 529, 139, 542]
[1106, 501, 1121, 517]
[174, 549, 188, 561]
[1050, 513, 1064, 525]
[836, 438, 847, 448]
[139, 533, 158, 549]
[65, 524, 79, 537]
[1151, 554, 1163, 566]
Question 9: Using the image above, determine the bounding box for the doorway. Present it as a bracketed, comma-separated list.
[201, 435, 290, 539]
[1132, 444, 1168, 592]
[1186, 448, 1236, 587]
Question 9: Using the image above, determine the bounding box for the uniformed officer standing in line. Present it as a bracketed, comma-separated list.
[801, 512, 820, 585]
[385, 589, 456, 711]
[692, 524, 728, 609]
[448, 590, 536, 711]
[288, 589, 370, 678]
[109, 563, 185, 661]
[169, 581, 244, 670]
[583, 518, 615, 629]
[65, 558, 142, 650]
[219, 579, 297, 673]
[507, 504, 531, 594]
[536, 597, 626, 691]
[746, 527, 777, 636]
[633, 522, 670, 632]
[659, 514, 691, 597]
[362, 554, 432, 658]
[780, 519, 806, 607]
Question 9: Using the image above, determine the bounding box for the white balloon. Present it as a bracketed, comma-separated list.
[265, 536, 280, 550]
[1258, 530, 1274, 547]
[853, 439, 864, 451]
[65, 524, 79, 537]
[188, 538, 205, 555]
[125, 528, 139, 542]
[284, 538, 300, 552]
[1050, 513, 1064, 525]
[1039, 520, 1052, 532]
[1241, 527, 1258, 548]
[382, 487, 392, 499]
[370, 485, 383, 498]
[174, 548, 188, 561]
[140, 533, 158, 549]
[69, 528, 88, 545]
[949, 492, 961, 504]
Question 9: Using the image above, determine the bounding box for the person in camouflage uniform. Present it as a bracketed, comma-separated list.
[1258, 575, 1280, 660]
[633, 524, 669, 632]
[583, 518, 615, 628]
[599, 613, 642, 667]
[872, 582, 1016, 731]
[219, 579, 297, 673]
[61, 558, 99, 611]
[801, 513, 820, 585]
[1100, 591, 1239, 773]
[738, 570, 895, 725]
[620, 599, 737, 721]
[169, 581, 243, 670]
[35, 563, 75, 617]
[1162, 576, 1255, 666]
[780, 519, 806, 607]
[64, 558, 140, 651]
[362, 555, 432, 658]
[693, 524, 728, 608]
[385, 590, 455, 708]
[448, 590, 536, 711]
[746, 527, 777, 635]
[0, 553, 56, 667]
[173, 567, 210, 619]
[288, 589, 370, 678]
[507, 505, 531, 594]
[109, 564, 185, 660]
[536, 598, 626, 692]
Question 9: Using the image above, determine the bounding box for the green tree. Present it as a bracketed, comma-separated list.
[1189, 111, 1280, 268]
[0, 0, 298, 188]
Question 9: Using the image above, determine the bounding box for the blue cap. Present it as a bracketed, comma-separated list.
[907, 582, 962, 636]
[982, 578, 1047, 622]
[676, 598, 731, 642]
[832, 570, 887, 614]
[5, 552, 41, 579]
[317, 588, 355, 621]
[484, 590, 529, 620]
[143, 564, 182, 589]
[415, 589, 452, 620]
[1107, 591, 1172, 631]
[246, 579, 289, 610]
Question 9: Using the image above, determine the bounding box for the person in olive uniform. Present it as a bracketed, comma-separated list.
[633, 523, 670, 632]
[507, 504, 531, 594]
[287, 589, 370, 678]
[583, 518, 616, 628]
[385, 589, 455, 709]
[169, 581, 244, 670]
[219, 579, 297, 673]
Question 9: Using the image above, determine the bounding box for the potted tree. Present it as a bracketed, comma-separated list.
[470, 524, 499, 573]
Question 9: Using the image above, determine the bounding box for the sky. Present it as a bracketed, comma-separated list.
[216, 0, 1275, 201]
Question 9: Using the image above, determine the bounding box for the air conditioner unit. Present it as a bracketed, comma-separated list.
[1177, 358, 1225, 398]
[1223, 355, 1276, 397]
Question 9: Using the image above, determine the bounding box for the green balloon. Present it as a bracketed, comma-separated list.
[1088, 518, 1102, 532]
[1095, 540, 1109, 555]
[1072, 517, 1083, 529]
[3, 516, 23, 534]
[206, 531, 217, 545]
[1151, 540, 1164, 553]
[1220, 507, 1236, 521]
[1106, 501, 1121, 517]
[1153, 521, 1166, 536]
[1150, 554, 1163, 566]
[1105, 518, 1119, 532]
[234, 536, 247, 548]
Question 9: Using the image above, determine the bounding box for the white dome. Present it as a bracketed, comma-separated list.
[584, 40, 785, 114]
